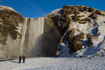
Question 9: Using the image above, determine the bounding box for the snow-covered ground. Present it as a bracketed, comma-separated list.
[0, 57, 105, 70]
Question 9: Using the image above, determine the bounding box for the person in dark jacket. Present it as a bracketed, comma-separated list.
[23, 55, 26, 63]
[19, 56, 21, 63]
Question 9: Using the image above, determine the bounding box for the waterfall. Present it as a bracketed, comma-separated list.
[0, 16, 60, 59]
[23, 18, 44, 57]
[0, 17, 44, 59]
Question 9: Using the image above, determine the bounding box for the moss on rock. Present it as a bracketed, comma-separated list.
[0, 7, 25, 40]
[73, 14, 80, 21]
[69, 36, 83, 53]
[79, 32, 85, 39]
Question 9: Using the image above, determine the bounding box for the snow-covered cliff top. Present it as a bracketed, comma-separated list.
[0, 5, 15, 11]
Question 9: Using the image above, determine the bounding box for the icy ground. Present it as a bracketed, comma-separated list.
[0, 57, 105, 70]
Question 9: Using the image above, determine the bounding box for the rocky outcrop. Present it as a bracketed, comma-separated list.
[46, 5, 105, 57]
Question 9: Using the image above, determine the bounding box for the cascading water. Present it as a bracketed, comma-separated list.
[23, 18, 44, 57]
[0, 17, 44, 59]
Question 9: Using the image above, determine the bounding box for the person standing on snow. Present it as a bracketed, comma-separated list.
[19, 56, 22, 63]
[19, 55, 26, 63]
[23, 55, 26, 63]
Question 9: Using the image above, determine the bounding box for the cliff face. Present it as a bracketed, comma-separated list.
[0, 6, 60, 59]
[46, 5, 105, 57]
[0, 5, 105, 59]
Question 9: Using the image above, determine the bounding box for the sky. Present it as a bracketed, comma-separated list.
[0, 0, 105, 18]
